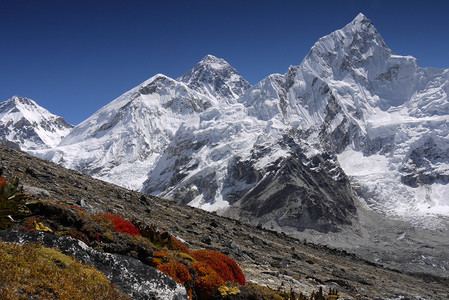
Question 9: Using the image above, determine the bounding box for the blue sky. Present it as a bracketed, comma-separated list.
[1, 0, 449, 125]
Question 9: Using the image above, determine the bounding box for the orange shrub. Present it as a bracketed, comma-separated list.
[71, 205, 85, 212]
[152, 251, 170, 266]
[192, 261, 224, 300]
[191, 250, 245, 285]
[158, 261, 192, 286]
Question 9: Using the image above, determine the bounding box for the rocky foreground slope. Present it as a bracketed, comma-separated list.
[1, 144, 449, 299]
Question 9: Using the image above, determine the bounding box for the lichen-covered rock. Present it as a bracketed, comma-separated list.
[0, 230, 189, 300]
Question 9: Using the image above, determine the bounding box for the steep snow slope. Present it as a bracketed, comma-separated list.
[142, 101, 357, 232]
[241, 13, 449, 227]
[0, 96, 73, 150]
[299, 14, 449, 227]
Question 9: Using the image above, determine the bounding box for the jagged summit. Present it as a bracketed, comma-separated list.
[11, 95, 36, 105]
[5, 96, 47, 111]
[179, 55, 251, 103]
[301, 13, 393, 82]
[198, 54, 231, 69]
[0, 96, 73, 150]
[352, 12, 369, 24]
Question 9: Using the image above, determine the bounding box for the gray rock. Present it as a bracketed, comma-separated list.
[22, 184, 51, 197]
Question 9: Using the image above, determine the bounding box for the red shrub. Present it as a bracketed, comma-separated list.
[0, 176, 6, 189]
[68, 229, 90, 245]
[192, 261, 224, 300]
[191, 250, 245, 285]
[71, 205, 85, 212]
[99, 213, 141, 236]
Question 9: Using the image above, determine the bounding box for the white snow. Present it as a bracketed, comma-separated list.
[0, 96, 73, 150]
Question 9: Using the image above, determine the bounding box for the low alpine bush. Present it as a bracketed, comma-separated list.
[191, 249, 246, 285]
[98, 213, 141, 236]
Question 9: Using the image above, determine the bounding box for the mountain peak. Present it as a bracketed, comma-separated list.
[196, 54, 233, 71]
[179, 55, 251, 103]
[301, 13, 392, 79]
[0, 96, 73, 150]
[10, 95, 37, 107]
[353, 12, 369, 24]
[344, 12, 375, 34]
[201, 54, 224, 63]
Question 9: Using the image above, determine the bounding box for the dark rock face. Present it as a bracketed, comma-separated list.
[401, 137, 449, 187]
[226, 137, 356, 233]
[223, 156, 264, 205]
[0, 231, 189, 300]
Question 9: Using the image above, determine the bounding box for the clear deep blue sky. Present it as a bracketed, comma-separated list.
[1, 0, 449, 125]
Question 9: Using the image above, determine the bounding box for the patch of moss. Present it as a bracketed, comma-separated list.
[103, 231, 114, 242]
[0, 240, 130, 299]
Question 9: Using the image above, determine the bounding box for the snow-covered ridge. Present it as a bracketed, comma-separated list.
[0, 96, 73, 150]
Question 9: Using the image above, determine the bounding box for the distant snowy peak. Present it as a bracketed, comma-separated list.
[179, 55, 251, 103]
[0, 96, 73, 150]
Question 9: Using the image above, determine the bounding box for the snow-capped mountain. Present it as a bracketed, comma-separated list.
[28, 14, 449, 233]
[0, 96, 73, 150]
[33, 56, 251, 190]
[143, 13, 449, 230]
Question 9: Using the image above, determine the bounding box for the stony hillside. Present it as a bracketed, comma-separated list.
[1, 144, 448, 299]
